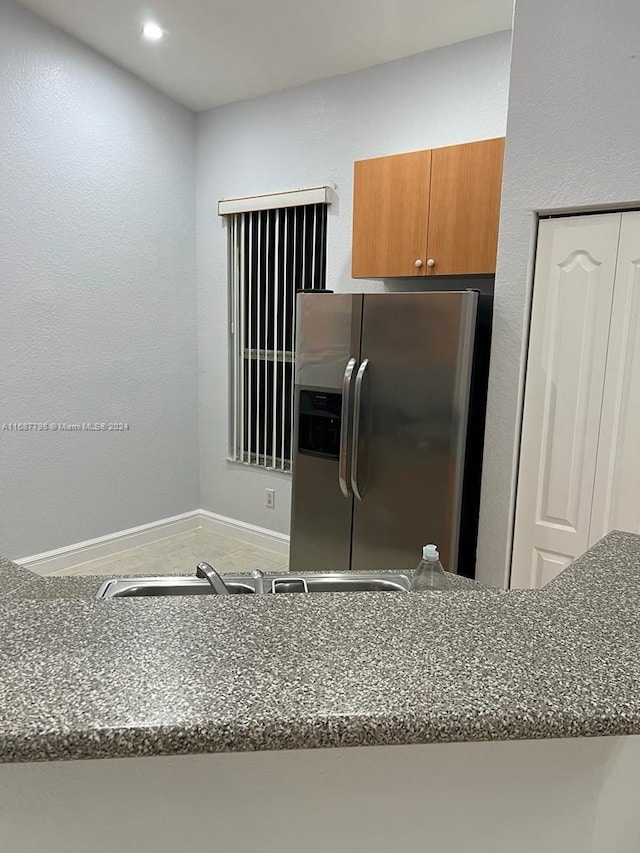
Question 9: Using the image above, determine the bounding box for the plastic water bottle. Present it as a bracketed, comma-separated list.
[410, 544, 449, 591]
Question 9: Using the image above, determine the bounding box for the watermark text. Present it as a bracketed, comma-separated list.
[2, 422, 130, 432]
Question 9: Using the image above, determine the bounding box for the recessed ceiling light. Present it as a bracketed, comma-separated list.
[142, 21, 165, 42]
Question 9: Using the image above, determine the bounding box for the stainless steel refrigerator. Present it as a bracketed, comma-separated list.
[289, 290, 484, 574]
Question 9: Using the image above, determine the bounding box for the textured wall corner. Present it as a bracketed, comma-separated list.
[0, 0, 199, 558]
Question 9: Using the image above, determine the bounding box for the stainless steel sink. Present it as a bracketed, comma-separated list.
[96, 577, 256, 598]
[299, 576, 409, 593]
[96, 572, 411, 599]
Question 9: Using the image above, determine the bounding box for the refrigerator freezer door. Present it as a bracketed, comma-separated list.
[294, 293, 363, 390]
[289, 293, 363, 571]
[350, 292, 477, 572]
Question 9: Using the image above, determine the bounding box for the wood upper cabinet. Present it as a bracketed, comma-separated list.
[352, 150, 431, 278]
[351, 137, 505, 278]
[427, 137, 505, 275]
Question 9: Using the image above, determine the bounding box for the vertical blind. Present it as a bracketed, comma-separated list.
[228, 202, 328, 470]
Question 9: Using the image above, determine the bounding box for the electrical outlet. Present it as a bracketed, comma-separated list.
[265, 488, 275, 509]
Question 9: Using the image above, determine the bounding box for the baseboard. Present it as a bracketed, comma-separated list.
[15, 511, 202, 576]
[15, 510, 289, 575]
[199, 510, 290, 556]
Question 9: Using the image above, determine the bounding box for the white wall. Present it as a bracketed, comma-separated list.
[196, 30, 511, 534]
[477, 0, 640, 587]
[0, 0, 199, 559]
[2, 737, 639, 852]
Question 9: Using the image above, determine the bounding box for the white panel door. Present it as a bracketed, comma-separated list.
[589, 212, 640, 543]
[510, 214, 621, 588]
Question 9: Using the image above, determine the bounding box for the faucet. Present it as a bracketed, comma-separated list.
[251, 569, 265, 594]
[195, 562, 231, 595]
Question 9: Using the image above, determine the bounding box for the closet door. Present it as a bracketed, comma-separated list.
[510, 214, 621, 588]
[589, 212, 640, 542]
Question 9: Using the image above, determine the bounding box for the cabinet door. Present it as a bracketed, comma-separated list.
[351, 150, 431, 278]
[510, 214, 621, 589]
[589, 212, 640, 543]
[426, 138, 504, 276]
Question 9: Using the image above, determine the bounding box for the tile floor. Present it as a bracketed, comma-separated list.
[51, 529, 289, 577]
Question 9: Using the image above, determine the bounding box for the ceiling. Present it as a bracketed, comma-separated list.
[17, 0, 513, 111]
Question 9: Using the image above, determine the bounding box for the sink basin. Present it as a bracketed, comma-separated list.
[290, 576, 409, 593]
[96, 572, 411, 599]
[96, 577, 256, 598]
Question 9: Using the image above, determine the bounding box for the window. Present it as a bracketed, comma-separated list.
[221, 188, 331, 471]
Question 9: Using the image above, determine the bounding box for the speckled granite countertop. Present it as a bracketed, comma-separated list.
[0, 558, 106, 601]
[1, 531, 639, 763]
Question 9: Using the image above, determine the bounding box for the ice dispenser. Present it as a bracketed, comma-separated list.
[297, 390, 342, 460]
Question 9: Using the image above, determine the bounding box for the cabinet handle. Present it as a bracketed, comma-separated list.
[414, 259, 423, 268]
[426, 258, 435, 268]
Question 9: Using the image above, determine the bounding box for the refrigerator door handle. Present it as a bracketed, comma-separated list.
[350, 358, 369, 501]
[338, 358, 357, 498]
